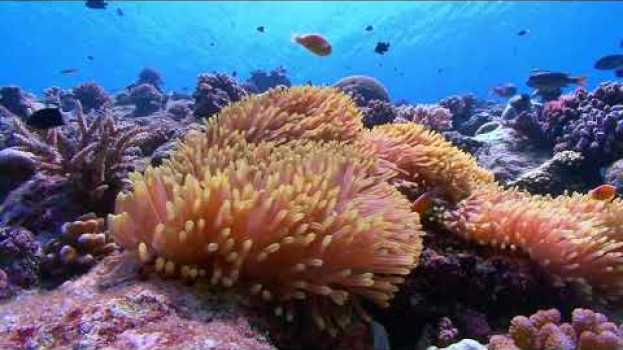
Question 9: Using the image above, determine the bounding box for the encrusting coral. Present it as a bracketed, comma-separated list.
[109, 86, 424, 334]
[442, 183, 623, 303]
[488, 308, 623, 350]
[11, 102, 146, 212]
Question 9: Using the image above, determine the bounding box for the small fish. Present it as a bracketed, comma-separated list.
[26, 107, 65, 130]
[60, 68, 79, 75]
[616, 69, 623, 78]
[85, 0, 108, 9]
[594, 54, 623, 70]
[232, 71, 237, 77]
[374, 41, 390, 55]
[87, 55, 94, 61]
[437, 68, 443, 74]
[209, 42, 215, 47]
[527, 70, 586, 91]
[412, 191, 434, 215]
[492, 83, 517, 98]
[116, 8, 124, 16]
[365, 25, 374, 32]
[620, 39, 623, 48]
[256, 25, 265, 33]
[517, 29, 529, 36]
[589, 184, 617, 201]
[293, 33, 332, 56]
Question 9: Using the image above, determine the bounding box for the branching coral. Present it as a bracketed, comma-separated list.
[11, 103, 146, 212]
[109, 139, 423, 334]
[42, 213, 119, 276]
[442, 184, 623, 302]
[394, 104, 453, 131]
[363, 123, 494, 202]
[488, 308, 623, 350]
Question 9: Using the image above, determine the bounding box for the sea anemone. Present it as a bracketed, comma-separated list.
[108, 139, 423, 334]
[363, 123, 494, 202]
[443, 184, 623, 302]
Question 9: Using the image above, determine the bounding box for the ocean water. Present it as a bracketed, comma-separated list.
[1, 1, 622, 102]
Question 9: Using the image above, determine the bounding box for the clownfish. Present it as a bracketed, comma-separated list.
[293, 33, 332, 56]
[589, 184, 617, 201]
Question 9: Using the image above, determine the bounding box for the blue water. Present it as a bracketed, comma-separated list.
[1, 1, 622, 103]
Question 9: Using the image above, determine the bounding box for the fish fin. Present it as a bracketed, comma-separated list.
[291, 33, 300, 44]
[576, 75, 587, 87]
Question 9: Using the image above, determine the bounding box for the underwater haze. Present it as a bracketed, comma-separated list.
[1, 1, 622, 102]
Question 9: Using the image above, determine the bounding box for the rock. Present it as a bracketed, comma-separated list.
[0, 149, 36, 201]
[459, 112, 493, 136]
[473, 126, 550, 183]
[0, 255, 277, 349]
[427, 339, 487, 350]
[510, 151, 598, 195]
[442, 131, 484, 155]
[604, 158, 623, 195]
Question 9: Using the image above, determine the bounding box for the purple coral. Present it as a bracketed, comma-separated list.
[137, 67, 163, 91]
[0, 86, 36, 117]
[333, 75, 390, 106]
[72, 82, 111, 113]
[0, 226, 41, 298]
[361, 99, 396, 128]
[440, 94, 476, 123]
[44, 86, 78, 112]
[488, 308, 623, 350]
[394, 104, 453, 131]
[192, 73, 246, 119]
[166, 99, 193, 121]
[243, 66, 292, 93]
[128, 83, 163, 117]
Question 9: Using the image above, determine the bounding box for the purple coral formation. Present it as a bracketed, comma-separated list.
[362, 99, 397, 128]
[334, 75, 390, 106]
[137, 67, 163, 91]
[0, 226, 40, 299]
[72, 82, 111, 113]
[0, 85, 36, 117]
[166, 99, 193, 121]
[128, 83, 164, 117]
[44, 86, 78, 111]
[488, 308, 623, 350]
[440, 94, 476, 124]
[192, 73, 247, 119]
[394, 104, 453, 131]
[244, 66, 292, 93]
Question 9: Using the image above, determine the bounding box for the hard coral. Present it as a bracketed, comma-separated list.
[11, 103, 146, 213]
[361, 99, 397, 128]
[42, 213, 119, 277]
[193, 73, 247, 119]
[0, 226, 40, 296]
[109, 139, 423, 334]
[137, 67, 164, 91]
[443, 184, 623, 302]
[488, 308, 623, 350]
[394, 104, 453, 132]
[363, 123, 494, 203]
[244, 66, 292, 94]
[72, 82, 111, 113]
[128, 83, 164, 117]
[334, 75, 390, 107]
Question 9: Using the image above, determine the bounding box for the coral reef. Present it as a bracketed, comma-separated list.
[136, 67, 164, 91]
[443, 183, 623, 302]
[42, 213, 119, 278]
[509, 150, 598, 196]
[72, 82, 111, 113]
[334, 75, 390, 106]
[0, 256, 277, 349]
[439, 94, 477, 130]
[129, 83, 164, 117]
[0, 85, 36, 117]
[166, 99, 194, 121]
[488, 308, 623, 350]
[10, 103, 146, 213]
[44, 86, 78, 111]
[0, 226, 40, 299]
[394, 104, 453, 132]
[244, 66, 292, 93]
[361, 99, 396, 128]
[193, 73, 247, 119]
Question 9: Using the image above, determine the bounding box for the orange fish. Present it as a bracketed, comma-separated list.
[589, 184, 617, 201]
[294, 33, 332, 56]
[412, 191, 434, 215]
